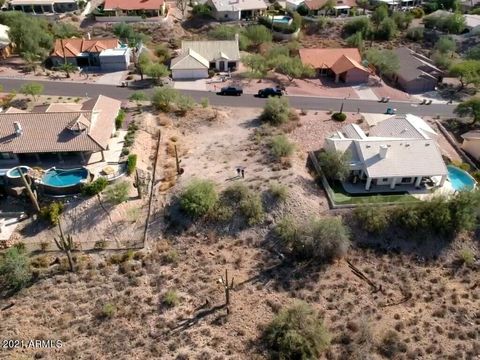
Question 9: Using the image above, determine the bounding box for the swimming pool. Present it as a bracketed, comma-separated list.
[6, 166, 31, 178]
[272, 15, 293, 25]
[42, 167, 89, 187]
[447, 165, 477, 191]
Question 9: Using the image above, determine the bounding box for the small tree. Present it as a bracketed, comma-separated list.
[346, 32, 364, 51]
[264, 302, 331, 359]
[371, 4, 388, 28]
[55, 62, 78, 78]
[137, 53, 151, 81]
[449, 60, 480, 90]
[243, 25, 272, 49]
[20, 82, 43, 101]
[274, 56, 315, 81]
[154, 43, 172, 63]
[151, 86, 179, 112]
[105, 181, 130, 205]
[127, 154, 137, 175]
[82, 177, 108, 196]
[179, 179, 218, 218]
[242, 54, 268, 77]
[454, 98, 480, 125]
[392, 11, 413, 30]
[376, 18, 397, 40]
[115, 109, 126, 130]
[0, 247, 31, 291]
[145, 62, 169, 84]
[260, 97, 291, 126]
[434, 36, 456, 55]
[317, 149, 350, 181]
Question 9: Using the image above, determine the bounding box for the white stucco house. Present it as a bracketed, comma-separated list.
[170, 39, 240, 80]
[325, 114, 448, 191]
[207, 0, 267, 21]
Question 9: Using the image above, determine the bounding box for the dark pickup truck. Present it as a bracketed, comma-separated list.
[257, 87, 283, 98]
[218, 86, 243, 96]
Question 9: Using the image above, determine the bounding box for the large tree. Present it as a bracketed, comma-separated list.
[365, 48, 400, 77]
[317, 149, 350, 181]
[454, 98, 480, 125]
[449, 60, 480, 90]
[144, 62, 169, 84]
[242, 54, 268, 77]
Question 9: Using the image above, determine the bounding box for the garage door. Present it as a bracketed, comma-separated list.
[172, 69, 208, 80]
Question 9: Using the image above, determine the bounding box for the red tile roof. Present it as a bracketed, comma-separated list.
[104, 0, 164, 11]
[299, 48, 363, 70]
[330, 55, 369, 74]
[51, 38, 120, 58]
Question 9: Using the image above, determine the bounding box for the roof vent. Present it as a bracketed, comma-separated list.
[13, 122, 23, 137]
[425, 143, 430, 146]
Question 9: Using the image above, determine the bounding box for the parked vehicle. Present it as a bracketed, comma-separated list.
[385, 107, 397, 115]
[218, 86, 243, 96]
[257, 87, 283, 98]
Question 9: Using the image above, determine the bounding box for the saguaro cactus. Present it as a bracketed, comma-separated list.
[53, 219, 75, 272]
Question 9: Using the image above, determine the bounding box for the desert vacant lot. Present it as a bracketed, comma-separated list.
[0, 104, 479, 360]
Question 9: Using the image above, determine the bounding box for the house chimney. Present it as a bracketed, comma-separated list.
[13, 122, 23, 136]
[379, 144, 388, 159]
[87, 32, 91, 40]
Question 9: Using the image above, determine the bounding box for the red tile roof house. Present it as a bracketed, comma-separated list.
[49, 37, 131, 71]
[0, 95, 121, 166]
[101, 0, 167, 18]
[300, 0, 357, 15]
[299, 48, 371, 84]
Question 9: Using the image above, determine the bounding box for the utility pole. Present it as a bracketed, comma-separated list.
[219, 269, 234, 315]
[18, 168, 40, 212]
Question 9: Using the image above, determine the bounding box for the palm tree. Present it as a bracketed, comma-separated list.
[56, 62, 78, 78]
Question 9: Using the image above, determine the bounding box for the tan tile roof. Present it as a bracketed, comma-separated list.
[0, 95, 121, 154]
[52, 38, 120, 58]
[330, 55, 369, 75]
[299, 48, 362, 70]
[104, 0, 164, 10]
[46, 103, 83, 112]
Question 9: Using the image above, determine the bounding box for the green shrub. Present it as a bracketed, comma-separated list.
[163, 289, 179, 307]
[176, 94, 195, 116]
[239, 193, 264, 225]
[270, 135, 295, 159]
[40, 201, 64, 226]
[224, 182, 251, 202]
[269, 182, 288, 202]
[410, 7, 424, 18]
[275, 216, 297, 244]
[127, 154, 137, 176]
[331, 112, 347, 121]
[101, 303, 116, 318]
[378, 330, 407, 357]
[163, 250, 179, 264]
[0, 247, 31, 291]
[264, 302, 331, 359]
[260, 97, 291, 126]
[200, 97, 209, 108]
[192, 3, 212, 16]
[151, 86, 179, 112]
[354, 205, 390, 234]
[458, 248, 475, 266]
[317, 149, 351, 181]
[406, 27, 424, 41]
[180, 179, 218, 218]
[82, 177, 108, 196]
[105, 181, 130, 205]
[115, 109, 126, 130]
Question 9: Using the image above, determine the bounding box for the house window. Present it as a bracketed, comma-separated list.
[401, 177, 412, 183]
[0, 152, 14, 160]
[382, 178, 389, 182]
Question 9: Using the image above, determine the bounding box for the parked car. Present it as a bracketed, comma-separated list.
[257, 87, 283, 98]
[218, 86, 243, 96]
[385, 107, 397, 115]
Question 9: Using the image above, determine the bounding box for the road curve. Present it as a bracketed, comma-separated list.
[0, 78, 456, 117]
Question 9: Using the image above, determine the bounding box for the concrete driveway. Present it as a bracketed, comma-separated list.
[96, 71, 128, 85]
[173, 79, 208, 91]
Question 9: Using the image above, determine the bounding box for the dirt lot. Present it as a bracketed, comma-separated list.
[0, 105, 479, 360]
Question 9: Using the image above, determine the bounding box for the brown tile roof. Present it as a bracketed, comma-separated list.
[104, 0, 164, 10]
[0, 95, 121, 154]
[51, 38, 120, 58]
[304, 0, 356, 10]
[299, 48, 363, 70]
[330, 55, 369, 74]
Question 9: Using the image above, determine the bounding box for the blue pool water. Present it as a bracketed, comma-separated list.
[447, 165, 476, 191]
[272, 16, 292, 24]
[42, 168, 89, 187]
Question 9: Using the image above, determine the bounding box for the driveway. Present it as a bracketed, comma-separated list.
[173, 79, 208, 91]
[352, 84, 379, 101]
[95, 71, 128, 86]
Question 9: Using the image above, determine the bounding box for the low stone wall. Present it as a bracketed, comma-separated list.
[272, 28, 300, 41]
[95, 15, 164, 23]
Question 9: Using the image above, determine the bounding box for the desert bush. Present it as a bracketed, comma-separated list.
[260, 97, 291, 126]
[458, 248, 475, 266]
[163, 250, 179, 264]
[101, 303, 116, 318]
[406, 27, 424, 41]
[105, 181, 130, 205]
[378, 330, 407, 357]
[0, 247, 31, 290]
[200, 97, 209, 108]
[264, 302, 331, 359]
[332, 112, 347, 121]
[115, 109, 126, 130]
[176, 94, 195, 116]
[239, 192, 264, 225]
[269, 182, 288, 202]
[224, 182, 251, 202]
[354, 205, 390, 234]
[151, 86, 179, 112]
[40, 201, 64, 226]
[317, 149, 351, 181]
[180, 179, 218, 218]
[410, 7, 424, 18]
[270, 135, 295, 159]
[163, 289, 179, 307]
[127, 154, 137, 176]
[82, 177, 108, 196]
[277, 217, 350, 262]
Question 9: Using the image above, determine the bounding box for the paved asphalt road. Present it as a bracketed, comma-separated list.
[0, 78, 456, 117]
